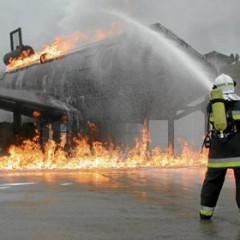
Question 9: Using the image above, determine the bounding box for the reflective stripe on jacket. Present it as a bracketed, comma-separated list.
[232, 110, 240, 120]
[208, 157, 240, 168]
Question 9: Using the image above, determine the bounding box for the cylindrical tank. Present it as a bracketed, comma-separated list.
[0, 24, 217, 127]
[0, 24, 218, 150]
[210, 88, 227, 134]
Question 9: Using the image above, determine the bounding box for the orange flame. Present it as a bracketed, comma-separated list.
[6, 22, 122, 71]
[0, 121, 208, 170]
[33, 111, 41, 119]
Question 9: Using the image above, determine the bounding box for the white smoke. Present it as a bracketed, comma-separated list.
[57, 0, 148, 34]
[57, 0, 240, 55]
[0, 0, 240, 70]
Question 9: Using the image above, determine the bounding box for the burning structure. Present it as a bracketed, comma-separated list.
[0, 23, 217, 169]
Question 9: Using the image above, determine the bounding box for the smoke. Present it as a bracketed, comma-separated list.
[57, 0, 132, 33]
[56, 0, 240, 55]
[1, 0, 240, 71]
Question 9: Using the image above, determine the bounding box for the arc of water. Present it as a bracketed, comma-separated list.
[107, 10, 213, 91]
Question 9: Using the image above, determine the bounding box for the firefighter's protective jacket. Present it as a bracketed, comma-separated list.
[208, 100, 240, 168]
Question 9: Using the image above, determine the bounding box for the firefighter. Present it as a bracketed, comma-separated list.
[200, 73, 240, 220]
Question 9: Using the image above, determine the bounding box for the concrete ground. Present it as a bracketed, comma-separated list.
[0, 167, 239, 240]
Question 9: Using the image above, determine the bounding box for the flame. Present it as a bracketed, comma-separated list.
[6, 22, 122, 71]
[0, 121, 208, 170]
[33, 111, 41, 119]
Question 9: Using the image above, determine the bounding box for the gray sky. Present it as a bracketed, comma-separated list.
[0, 0, 239, 70]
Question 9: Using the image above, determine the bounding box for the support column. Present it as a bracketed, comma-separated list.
[143, 118, 150, 154]
[13, 111, 21, 134]
[168, 118, 174, 156]
[39, 121, 51, 146]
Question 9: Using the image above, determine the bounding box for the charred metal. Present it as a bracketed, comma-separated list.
[0, 24, 217, 153]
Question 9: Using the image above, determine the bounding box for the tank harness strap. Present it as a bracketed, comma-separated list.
[210, 98, 226, 104]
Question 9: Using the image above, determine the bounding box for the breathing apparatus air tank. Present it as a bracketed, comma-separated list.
[210, 88, 227, 138]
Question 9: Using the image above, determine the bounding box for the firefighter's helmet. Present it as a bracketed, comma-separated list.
[213, 74, 236, 94]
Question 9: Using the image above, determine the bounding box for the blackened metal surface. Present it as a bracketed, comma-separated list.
[0, 24, 217, 124]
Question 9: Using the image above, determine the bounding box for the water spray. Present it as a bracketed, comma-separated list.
[106, 10, 213, 91]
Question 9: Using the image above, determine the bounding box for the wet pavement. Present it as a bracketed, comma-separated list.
[0, 167, 239, 240]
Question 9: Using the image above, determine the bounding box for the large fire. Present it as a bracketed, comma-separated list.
[6, 22, 122, 72]
[0, 121, 208, 170]
[2, 23, 208, 170]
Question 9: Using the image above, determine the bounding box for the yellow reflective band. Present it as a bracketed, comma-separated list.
[209, 116, 214, 122]
[233, 115, 240, 120]
[216, 82, 234, 87]
[200, 209, 213, 216]
[208, 162, 240, 168]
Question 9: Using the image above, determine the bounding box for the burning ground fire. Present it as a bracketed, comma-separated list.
[0, 121, 208, 170]
[2, 23, 208, 170]
[6, 22, 122, 71]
